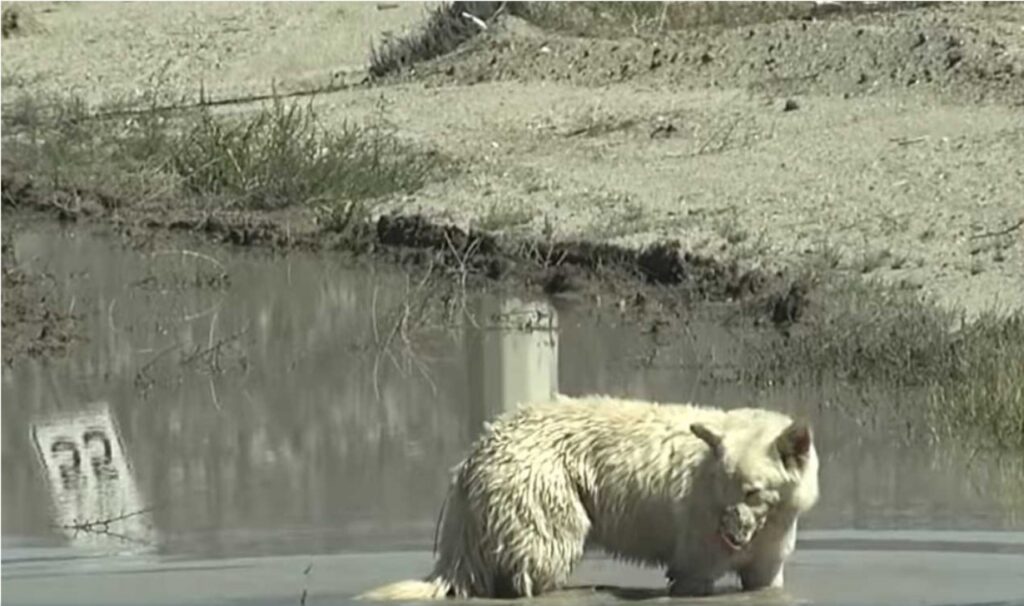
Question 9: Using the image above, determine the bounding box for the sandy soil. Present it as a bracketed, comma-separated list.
[2, 1, 1022, 316]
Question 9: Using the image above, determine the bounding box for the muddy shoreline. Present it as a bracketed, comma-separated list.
[3, 1, 1023, 363]
[1, 176, 801, 366]
[3, 2, 1021, 322]
[1, 225, 79, 364]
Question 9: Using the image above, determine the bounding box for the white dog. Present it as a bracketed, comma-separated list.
[358, 394, 819, 599]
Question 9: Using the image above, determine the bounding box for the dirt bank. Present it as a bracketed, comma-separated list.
[359, 2, 1024, 317]
[2, 1, 1022, 322]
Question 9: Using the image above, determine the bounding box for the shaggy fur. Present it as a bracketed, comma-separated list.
[358, 394, 819, 600]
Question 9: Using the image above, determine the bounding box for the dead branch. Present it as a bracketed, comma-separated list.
[57, 507, 154, 545]
[180, 323, 249, 371]
[443, 229, 482, 329]
[371, 259, 440, 401]
[134, 341, 182, 392]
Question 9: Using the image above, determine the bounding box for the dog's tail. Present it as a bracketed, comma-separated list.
[355, 578, 451, 601]
[358, 470, 478, 601]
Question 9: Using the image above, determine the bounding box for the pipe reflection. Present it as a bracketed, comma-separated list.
[465, 297, 559, 433]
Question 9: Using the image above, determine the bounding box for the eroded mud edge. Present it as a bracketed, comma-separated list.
[1, 175, 809, 362]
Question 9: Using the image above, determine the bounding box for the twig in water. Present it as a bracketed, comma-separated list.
[151, 248, 228, 280]
[208, 376, 221, 411]
[371, 260, 441, 401]
[57, 507, 155, 545]
[371, 284, 381, 346]
[135, 342, 182, 392]
[442, 230, 482, 329]
[372, 274, 413, 399]
[300, 562, 313, 605]
[180, 323, 249, 371]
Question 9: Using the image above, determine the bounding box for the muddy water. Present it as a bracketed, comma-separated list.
[3, 222, 1023, 606]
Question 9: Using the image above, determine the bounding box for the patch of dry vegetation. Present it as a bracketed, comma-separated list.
[1, 92, 452, 241]
[370, 2, 504, 78]
[2, 6, 23, 38]
[745, 271, 1024, 451]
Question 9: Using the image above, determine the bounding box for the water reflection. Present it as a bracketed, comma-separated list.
[466, 297, 558, 432]
[1, 222, 1022, 563]
[30, 401, 157, 551]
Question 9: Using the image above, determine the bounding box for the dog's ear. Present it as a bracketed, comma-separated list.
[776, 421, 813, 470]
[691, 423, 724, 458]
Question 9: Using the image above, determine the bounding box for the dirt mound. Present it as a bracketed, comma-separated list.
[410, 4, 1023, 104]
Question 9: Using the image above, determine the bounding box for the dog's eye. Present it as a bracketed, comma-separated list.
[744, 488, 762, 503]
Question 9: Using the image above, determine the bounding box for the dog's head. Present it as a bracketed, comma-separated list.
[691, 415, 819, 551]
